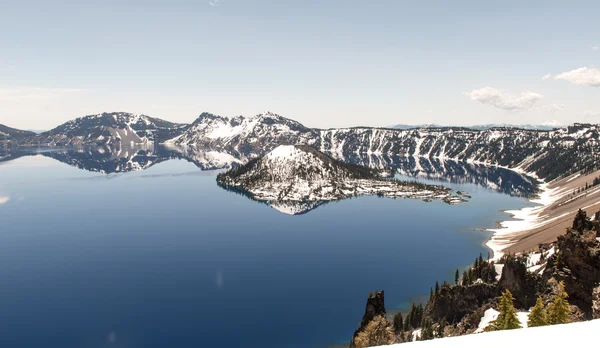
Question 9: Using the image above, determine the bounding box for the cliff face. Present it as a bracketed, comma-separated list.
[545, 230, 600, 319]
[498, 256, 543, 309]
[349, 291, 386, 348]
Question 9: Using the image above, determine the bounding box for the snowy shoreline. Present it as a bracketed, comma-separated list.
[485, 180, 562, 261]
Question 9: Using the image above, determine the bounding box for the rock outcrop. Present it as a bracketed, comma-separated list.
[349, 291, 386, 348]
[546, 229, 600, 319]
[593, 285, 600, 319]
[498, 255, 542, 309]
[425, 283, 499, 324]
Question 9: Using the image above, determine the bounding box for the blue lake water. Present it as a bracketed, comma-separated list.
[0, 150, 532, 348]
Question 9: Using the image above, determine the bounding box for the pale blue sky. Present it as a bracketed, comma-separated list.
[1, 0, 599, 129]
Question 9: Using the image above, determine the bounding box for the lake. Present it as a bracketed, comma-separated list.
[0, 146, 535, 347]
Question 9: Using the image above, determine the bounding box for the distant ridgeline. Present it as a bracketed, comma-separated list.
[349, 210, 600, 347]
[3, 112, 600, 181]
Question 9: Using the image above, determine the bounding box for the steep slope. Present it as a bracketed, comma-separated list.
[0, 124, 36, 141]
[316, 124, 600, 181]
[217, 145, 464, 204]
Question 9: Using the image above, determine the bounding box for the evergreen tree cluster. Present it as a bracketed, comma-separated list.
[403, 303, 424, 331]
[461, 253, 497, 285]
[527, 281, 571, 327]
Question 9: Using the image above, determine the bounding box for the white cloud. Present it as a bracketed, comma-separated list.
[591, 45, 599, 51]
[464, 87, 544, 111]
[541, 73, 552, 80]
[208, 0, 220, 7]
[554, 67, 600, 87]
[0, 196, 10, 205]
[0, 87, 87, 102]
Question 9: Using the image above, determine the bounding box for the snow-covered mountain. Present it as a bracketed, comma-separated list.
[0, 124, 36, 141]
[217, 145, 465, 205]
[9, 111, 600, 181]
[165, 111, 318, 154]
[25, 112, 188, 147]
[164, 113, 600, 181]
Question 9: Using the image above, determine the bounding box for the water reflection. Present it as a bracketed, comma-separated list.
[336, 153, 539, 198]
[1, 146, 538, 214]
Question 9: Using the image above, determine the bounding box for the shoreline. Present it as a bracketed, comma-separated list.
[485, 169, 600, 260]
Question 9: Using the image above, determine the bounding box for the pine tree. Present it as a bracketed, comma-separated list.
[429, 287, 434, 301]
[435, 281, 440, 294]
[462, 270, 469, 285]
[403, 312, 411, 331]
[420, 317, 434, 341]
[486, 290, 521, 331]
[393, 312, 404, 333]
[547, 281, 570, 324]
[527, 297, 548, 327]
[455, 269, 460, 285]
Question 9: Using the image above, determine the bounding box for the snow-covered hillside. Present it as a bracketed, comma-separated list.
[165, 111, 318, 152]
[0, 124, 36, 141]
[168, 113, 600, 181]
[373, 319, 599, 347]
[217, 145, 465, 204]
[24, 112, 188, 146]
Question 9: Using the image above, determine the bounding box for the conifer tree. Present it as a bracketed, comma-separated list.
[527, 297, 548, 327]
[435, 281, 439, 294]
[429, 287, 434, 301]
[487, 290, 521, 331]
[393, 312, 404, 333]
[419, 317, 434, 341]
[547, 281, 570, 324]
[462, 270, 469, 285]
[455, 269, 459, 285]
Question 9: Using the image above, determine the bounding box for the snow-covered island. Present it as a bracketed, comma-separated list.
[216, 145, 466, 212]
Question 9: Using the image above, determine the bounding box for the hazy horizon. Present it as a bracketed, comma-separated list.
[2, 0, 599, 130]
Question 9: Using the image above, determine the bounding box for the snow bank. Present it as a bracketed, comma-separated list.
[373, 319, 600, 347]
[475, 308, 499, 333]
[486, 183, 566, 261]
[475, 308, 529, 333]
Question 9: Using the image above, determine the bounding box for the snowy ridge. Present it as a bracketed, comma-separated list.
[165, 112, 318, 154]
[19, 112, 188, 146]
[165, 113, 600, 182]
